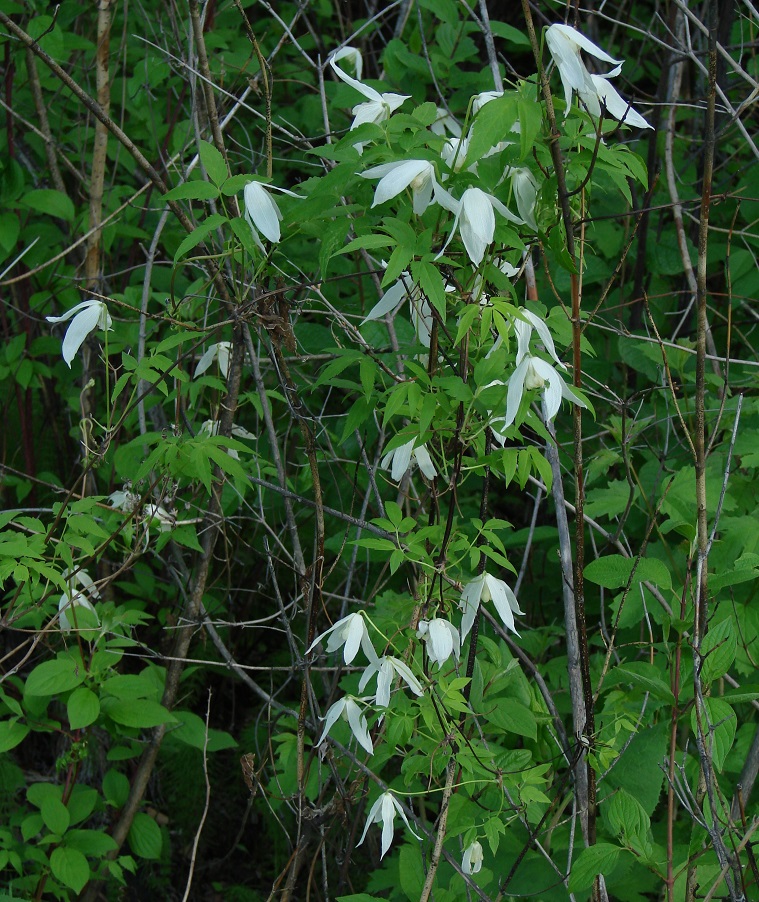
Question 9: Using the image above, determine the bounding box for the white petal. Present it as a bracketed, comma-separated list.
[345, 698, 374, 755]
[520, 310, 563, 367]
[588, 74, 652, 128]
[343, 613, 365, 664]
[389, 658, 424, 697]
[357, 793, 384, 847]
[549, 23, 622, 67]
[60, 304, 105, 367]
[375, 659, 393, 707]
[410, 295, 433, 347]
[244, 183, 282, 243]
[390, 794, 421, 841]
[194, 345, 217, 377]
[412, 444, 437, 480]
[532, 358, 563, 420]
[358, 659, 379, 694]
[380, 793, 396, 857]
[317, 697, 346, 746]
[504, 356, 530, 427]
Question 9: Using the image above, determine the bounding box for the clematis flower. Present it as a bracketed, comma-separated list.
[502, 167, 539, 231]
[329, 47, 410, 143]
[441, 136, 472, 174]
[417, 618, 460, 669]
[472, 90, 503, 114]
[381, 438, 437, 482]
[460, 571, 523, 639]
[46, 300, 112, 367]
[493, 316, 587, 432]
[359, 655, 424, 707]
[436, 185, 522, 266]
[545, 23, 651, 128]
[358, 791, 421, 858]
[307, 612, 378, 664]
[463, 840, 484, 875]
[242, 181, 300, 249]
[58, 570, 100, 632]
[361, 160, 439, 216]
[430, 107, 462, 137]
[317, 695, 374, 755]
[195, 341, 233, 378]
[363, 271, 454, 347]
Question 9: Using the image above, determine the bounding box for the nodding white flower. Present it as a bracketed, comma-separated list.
[417, 618, 460, 669]
[358, 791, 421, 858]
[317, 695, 374, 755]
[359, 656, 424, 707]
[463, 840, 484, 875]
[492, 315, 587, 432]
[361, 160, 439, 216]
[545, 23, 651, 128]
[441, 136, 472, 174]
[243, 181, 282, 248]
[472, 90, 503, 114]
[195, 341, 233, 378]
[460, 572, 523, 639]
[381, 438, 437, 482]
[430, 107, 462, 137]
[307, 612, 378, 664]
[58, 571, 100, 632]
[363, 272, 445, 348]
[46, 300, 112, 367]
[329, 47, 410, 140]
[436, 185, 522, 266]
[198, 419, 255, 460]
[502, 167, 539, 231]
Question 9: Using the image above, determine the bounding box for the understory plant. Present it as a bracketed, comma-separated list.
[1, 2, 758, 901]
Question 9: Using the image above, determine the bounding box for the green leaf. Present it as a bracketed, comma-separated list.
[169, 710, 237, 751]
[412, 260, 447, 319]
[174, 213, 228, 262]
[102, 698, 176, 728]
[199, 140, 228, 187]
[25, 654, 85, 696]
[690, 698, 736, 773]
[699, 618, 737, 683]
[584, 554, 672, 590]
[335, 233, 395, 256]
[128, 812, 163, 859]
[467, 94, 518, 165]
[163, 181, 220, 201]
[611, 661, 674, 704]
[63, 829, 118, 857]
[103, 769, 131, 808]
[605, 789, 650, 844]
[22, 189, 75, 222]
[40, 795, 70, 834]
[606, 724, 668, 815]
[568, 842, 626, 892]
[50, 847, 90, 894]
[67, 687, 100, 729]
[486, 698, 537, 740]
[0, 719, 29, 753]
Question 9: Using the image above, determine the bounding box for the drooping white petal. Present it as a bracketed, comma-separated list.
[503, 355, 530, 427]
[380, 794, 396, 857]
[195, 341, 233, 378]
[47, 300, 112, 367]
[344, 697, 374, 754]
[389, 658, 424, 697]
[418, 618, 460, 668]
[363, 160, 432, 208]
[518, 311, 563, 367]
[374, 658, 394, 708]
[483, 573, 523, 634]
[307, 612, 377, 664]
[362, 278, 408, 323]
[459, 574, 486, 640]
[58, 591, 99, 632]
[412, 444, 437, 480]
[381, 439, 414, 482]
[243, 182, 282, 244]
[531, 357, 563, 420]
[409, 294, 433, 347]
[473, 90, 503, 113]
[586, 74, 652, 128]
[317, 697, 347, 747]
[460, 188, 495, 266]
[358, 793, 384, 847]
[463, 840, 484, 874]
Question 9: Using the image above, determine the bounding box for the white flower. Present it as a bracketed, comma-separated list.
[358, 791, 421, 858]
[308, 612, 378, 664]
[359, 656, 424, 707]
[545, 23, 651, 128]
[317, 695, 374, 755]
[243, 182, 282, 249]
[463, 840, 484, 874]
[46, 300, 112, 367]
[381, 438, 437, 482]
[502, 167, 539, 231]
[417, 619, 460, 669]
[498, 316, 587, 430]
[195, 341, 233, 378]
[363, 271, 454, 347]
[436, 186, 522, 266]
[581, 72, 652, 129]
[430, 107, 462, 137]
[472, 90, 503, 113]
[108, 489, 139, 512]
[58, 571, 100, 632]
[329, 47, 410, 142]
[361, 160, 438, 216]
[460, 572, 523, 639]
[441, 136, 472, 173]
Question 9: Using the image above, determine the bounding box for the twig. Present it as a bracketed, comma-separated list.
[181, 689, 213, 902]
